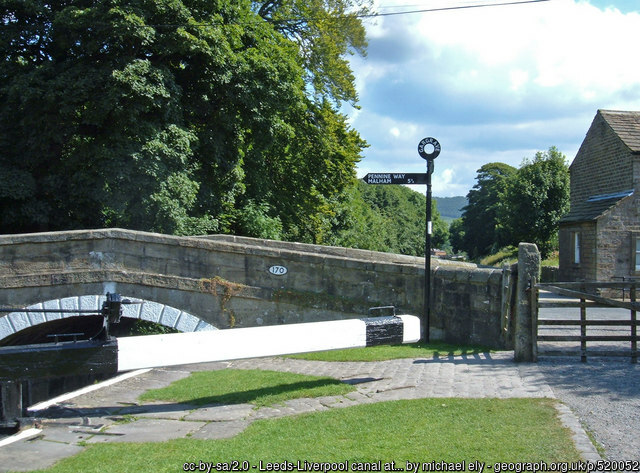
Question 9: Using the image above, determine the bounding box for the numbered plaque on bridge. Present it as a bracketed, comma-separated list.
[362, 173, 428, 185]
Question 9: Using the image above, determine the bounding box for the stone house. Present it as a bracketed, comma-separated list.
[558, 110, 640, 282]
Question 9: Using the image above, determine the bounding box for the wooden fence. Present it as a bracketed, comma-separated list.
[533, 281, 638, 363]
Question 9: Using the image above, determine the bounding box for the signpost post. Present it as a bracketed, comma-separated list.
[417, 138, 440, 342]
[362, 138, 441, 342]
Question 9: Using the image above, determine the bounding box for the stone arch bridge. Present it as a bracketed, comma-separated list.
[0, 229, 514, 349]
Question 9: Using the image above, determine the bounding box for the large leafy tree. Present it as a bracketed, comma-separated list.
[253, 0, 369, 105]
[0, 0, 367, 238]
[498, 147, 570, 258]
[460, 162, 516, 259]
[237, 99, 365, 243]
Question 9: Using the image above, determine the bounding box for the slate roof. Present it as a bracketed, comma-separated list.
[560, 191, 634, 224]
[600, 110, 640, 153]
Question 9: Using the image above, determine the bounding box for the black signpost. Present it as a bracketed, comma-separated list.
[417, 137, 440, 342]
[362, 137, 440, 342]
[362, 173, 428, 185]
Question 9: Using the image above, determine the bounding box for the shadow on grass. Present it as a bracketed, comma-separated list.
[31, 378, 353, 421]
[184, 378, 351, 406]
[403, 341, 493, 356]
[287, 341, 495, 362]
[31, 402, 196, 419]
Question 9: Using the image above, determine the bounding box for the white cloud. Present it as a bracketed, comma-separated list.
[349, 0, 640, 197]
[509, 69, 529, 92]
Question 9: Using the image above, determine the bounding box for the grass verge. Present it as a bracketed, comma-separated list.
[287, 341, 493, 362]
[138, 369, 355, 407]
[479, 247, 518, 267]
[31, 398, 580, 473]
[479, 247, 559, 268]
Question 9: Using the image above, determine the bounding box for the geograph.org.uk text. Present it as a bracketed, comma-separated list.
[182, 460, 640, 473]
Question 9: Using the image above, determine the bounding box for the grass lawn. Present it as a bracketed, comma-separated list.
[29, 398, 580, 473]
[286, 341, 493, 362]
[138, 369, 355, 407]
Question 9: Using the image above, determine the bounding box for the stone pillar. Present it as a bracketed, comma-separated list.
[514, 243, 540, 362]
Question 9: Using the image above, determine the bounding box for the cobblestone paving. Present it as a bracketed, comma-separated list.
[227, 353, 555, 400]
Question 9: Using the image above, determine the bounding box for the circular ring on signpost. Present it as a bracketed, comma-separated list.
[418, 137, 441, 160]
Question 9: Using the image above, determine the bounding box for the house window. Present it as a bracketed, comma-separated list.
[634, 236, 640, 272]
[572, 231, 581, 264]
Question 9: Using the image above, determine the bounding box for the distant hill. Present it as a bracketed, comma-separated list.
[434, 196, 467, 221]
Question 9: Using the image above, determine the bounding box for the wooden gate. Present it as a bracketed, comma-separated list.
[533, 281, 638, 363]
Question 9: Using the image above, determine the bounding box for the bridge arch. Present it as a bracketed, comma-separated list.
[0, 275, 258, 333]
[0, 294, 216, 343]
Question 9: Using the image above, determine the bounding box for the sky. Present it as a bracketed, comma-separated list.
[345, 0, 640, 197]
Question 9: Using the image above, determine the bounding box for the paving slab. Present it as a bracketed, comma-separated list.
[184, 403, 255, 422]
[68, 368, 192, 409]
[37, 424, 102, 445]
[121, 402, 197, 420]
[0, 437, 84, 473]
[84, 418, 206, 444]
[191, 420, 252, 440]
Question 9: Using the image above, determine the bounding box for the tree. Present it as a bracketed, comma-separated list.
[253, 0, 370, 106]
[323, 182, 393, 251]
[498, 147, 570, 258]
[0, 0, 367, 240]
[448, 218, 465, 255]
[460, 162, 516, 259]
[326, 181, 448, 256]
[236, 99, 365, 243]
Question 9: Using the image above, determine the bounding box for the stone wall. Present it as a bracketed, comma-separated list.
[0, 229, 515, 349]
[596, 194, 640, 281]
[431, 264, 514, 349]
[0, 229, 429, 331]
[559, 194, 640, 296]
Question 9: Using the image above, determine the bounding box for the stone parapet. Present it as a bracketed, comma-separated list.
[1, 229, 513, 349]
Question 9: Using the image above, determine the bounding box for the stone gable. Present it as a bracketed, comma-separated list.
[569, 110, 637, 208]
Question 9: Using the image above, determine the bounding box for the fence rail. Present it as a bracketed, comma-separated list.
[534, 281, 638, 363]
